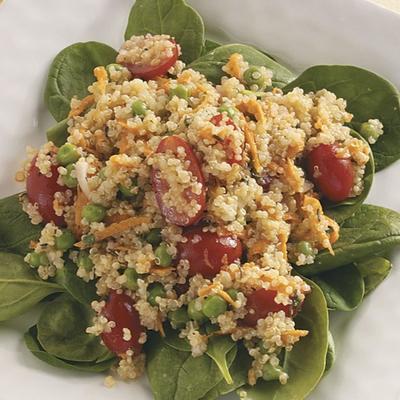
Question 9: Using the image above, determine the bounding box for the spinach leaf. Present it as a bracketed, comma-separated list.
[46, 118, 69, 147]
[24, 326, 116, 373]
[37, 294, 112, 363]
[283, 65, 400, 171]
[125, 0, 205, 64]
[44, 42, 117, 121]
[55, 260, 98, 304]
[325, 130, 374, 224]
[201, 39, 220, 55]
[311, 264, 365, 311]
[0, 252, 63, 322]
[324, 331, 336, 375]
[163, 325, 192, 352]
[355, 256, 392, 296]
[188, 44, 295, 88]
[0, 194, 42, 256]
[300, 205, 400, 276]
[206, 336, 236, 384]
[245, 279, 329, 400]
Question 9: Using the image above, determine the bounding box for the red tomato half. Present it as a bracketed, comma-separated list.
[242, 289, 293, 327]
[123, 41, 179, 80]
[26, 158, 68, 226]
[101, 291, 144, 355]
[177, 227, 243, 279]
[210, 114, 240, 165]
[306, 144, 354, 203]
[151, 136, 206, 226]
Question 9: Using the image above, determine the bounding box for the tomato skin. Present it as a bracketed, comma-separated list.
[123, 42, 179, 80]
[101, 291, 144, 355]
[242, 289, 293, 327]
[177, 227, 243, 279]
[306, 144, 354, 203]
[210, 114, 240, 165]
[151, 136, 206, 226]
[26, 158, 67, 226]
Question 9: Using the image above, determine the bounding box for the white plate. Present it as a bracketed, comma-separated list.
[1, 1, 400, 399]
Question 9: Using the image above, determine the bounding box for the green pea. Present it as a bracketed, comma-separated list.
[360, 121, 382, 143]
[218, 104, 236, 118]
[168, 307, 190, 329]
[131, 100, 147, 116]
[204, 322, 219, 335]
[62, 164, 78, 188]
[170, 85, 189, 100]
[39, 253, 50, 266]
[202, 295, 227, 318]
[296, 241, 314, 257]
[27, 252, 41, 268]
[55, 229, 76, 251]
[148, 283, 166, 306]
[106, 63, 124, 75]
[188, 299, 207, 324]
[82, 204, 106, 223]
[144, 228, 162, 247]
[226, 288, 238, 301]
[243, 66, 267, 91]
[262, 363, 283, 382]
[56, 143, 80, 166]
[77, 251, 94, 272]
[82, 234, 95, 246]
[154, 242, 172, 267]
[123, 268, 139, 291]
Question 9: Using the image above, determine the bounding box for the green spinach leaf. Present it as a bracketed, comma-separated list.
[245, 278, 329, 400]
[37, 294, 112, 363]
[300, 205, 400, 276]
[325, 130, 374, 224]
[324, 331, 336, 375]
[0, 252, 63, 322]
[24, 326, 116, 372]
[201, 39, 220, 55]
[355, 256, 392, 296]
[163, 325, 192, 352]
[0, 194, 42, 255]
[55, 260, 98, 304]
[44, 42, 117, 121]
[46, 118, 69, 147]
[284, 65, 400, 171]
[206, 336, 236, 384]
[125, 0, 205, 64]
[311, 264, 365, 311]
[188, 44, 295, 88]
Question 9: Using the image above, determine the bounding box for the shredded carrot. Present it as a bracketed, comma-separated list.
[116, 119, 141, 135]
[156, 77, 170, 91]
[95, 216, 151, 242]
[68, 95, 95, 118]
[281, 159, 302, 193]
[243, 125, 262, 174]
[218, 290, 238, 308]
[198, 284, 219, 297]
[94, 66, 108, 95]
[248, 239, 269, 258]
[238, 99, 266, 126]
[104, 213, 133, 225]
[281, 329, 308, 345]
[29, 241, 37, 250]
[225, 53, 243, 79]
[198, 126, 214, 142]
[74, 188, 89, 236]
[278, 231, 288, 260]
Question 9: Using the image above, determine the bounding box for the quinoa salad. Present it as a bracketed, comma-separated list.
[2, 1, 400, 400]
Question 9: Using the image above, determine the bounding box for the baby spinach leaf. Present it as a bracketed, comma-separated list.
[325, 131, 375, 224]
[188, 44, 295, 88]
[245, 279, 329, 400]
[46, 118, 69, 147]
[355, 256, 392, 296]
[125, 0, 205, 64]
[24, 326, 116, 373]
[311, 264, 365, 311]
[324, 331, 336, 375]
[284, 65, 400, 171]
[0, 194, 42, 256]
[206, 336, 236, 384]
[55, 260, 98, 305]
[37, 294, 112, 363]
[44, 42, 117, 121]
[0, 252, 63, 322]
[163, 325, 192, 352]
[300, 205, 400, 276]
[201, 39, 220, 55]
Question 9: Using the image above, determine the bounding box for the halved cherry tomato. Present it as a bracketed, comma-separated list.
[306, 144, 354, 203]
[210, 114, 240, 165]
[101, 291, 144, 355]
[242, 289, 293, 327]
[177, 226, 243, 279]
[26, 157, 68, 226]
[123, 41, 179, 81]
[151, 136, 206, 226]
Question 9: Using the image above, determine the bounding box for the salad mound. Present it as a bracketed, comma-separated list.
[1, 1, 400, 400]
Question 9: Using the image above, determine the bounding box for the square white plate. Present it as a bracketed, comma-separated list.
[0, 1, 400, 399]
